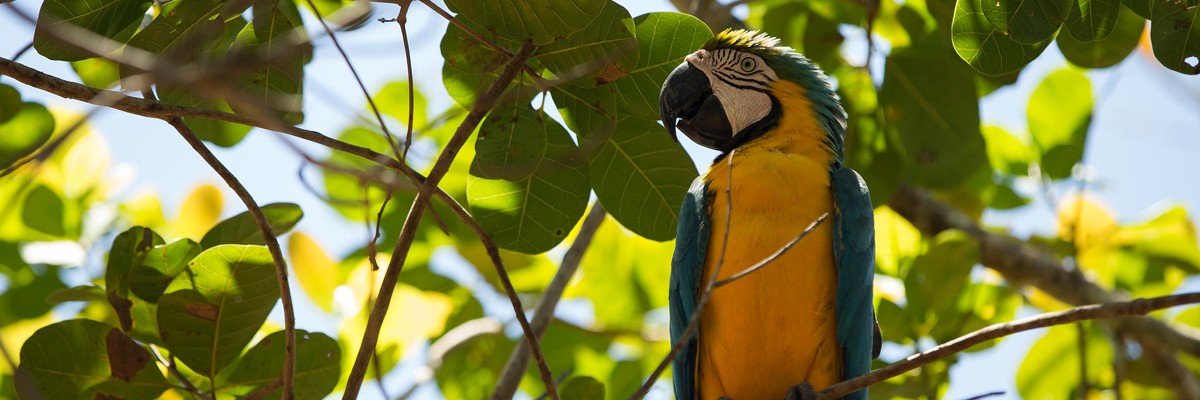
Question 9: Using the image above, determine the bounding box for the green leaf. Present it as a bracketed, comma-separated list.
[439, 20, 543, 108]
[983, 0, 1072, 44]
[613, 12, 713, 120]
[953, 0, 1054, 75]
[375, 80, 429, 130]
[46, 285, 106, 304]
[225, 330, 340, 400]
[1066, 0, 1121, 40]
[589, 119, 697, 241]
[0, 84, 20, 123]
[1059, 4, 1145, 68]
[1028, 68, 1092, 179]
[534, 0, 639, 87]
[106, 227, 165, 330]
[124, 0, 243, 75]
[982, 125, 1032, 176]
[158, 85, 253, 147]
[228, 4, 311, 124]
[22, 185, 66, 237]
[16, 320, 170, 400]
[0, 265, 66, 321]
[70, 58, 121, 89]
[1017, 324, 1113, 399]
[199, 203, 303, 249]
[474, 103, 552, 180]
[321, 126, 411, 220]
[434, 332, 513, 399]
[33, 0, 152, 61]
[0, 102, 54, 169]
[444, 0, 606, 45]
[560, 376, 606, 400]
[129, 239, 201, 303]
[904, 231, 979, 322]
[158, 245, 280, 375]
[1121, 0, 1152, 18]
[1150, 0, 1200, 74]
[880, 49, 987, 188]
[468, 122, 590, 253]
[566, 212, 675, 330]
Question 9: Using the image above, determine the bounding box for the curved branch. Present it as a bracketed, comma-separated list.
[162, 116, 297, 399]
[491, 203, 608, 400]
[813, 293, 1200, 399]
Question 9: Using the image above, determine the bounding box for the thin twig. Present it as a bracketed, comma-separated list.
[149, 346, 213, 400]
[392, 0, 417, 159]
[714, 213, 828, 288]
[491, 204, 608, 400]
[630, 151, 737, 400]
[243, 379, 285, 400]
[161, 114, 297, 399]
[303, 0, 404, 162]
[811, 293, 1200, 399]
[340, 41, 555, 399]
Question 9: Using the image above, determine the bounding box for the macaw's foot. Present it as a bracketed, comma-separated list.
[785, 382, 817, 400]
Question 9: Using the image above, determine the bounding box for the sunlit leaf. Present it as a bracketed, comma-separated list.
[613, 12, 713, 120]
[566, 212, 674, 330]
[1028, 68, 1092, 179]
[158, 245, 280, 375]
[375, 80, 429, 130]
[0, 265, 66, 321]
[1059, 4, 1145, 68]
[444, 0, 606, 45]
[16, 320, 170, 400]
[873, 206, 922, 277]
[881, 48, 986, 188]
[224, 330, 340, 400]
[124, 0, 245, 78]
[0, 102, 54, 169]
[22, 185, 66, 238]
[535, 0, 639, 87]
[199, 202, 303, 249]
[1017, 324, 1113, 399]
[0, 84, 20, 123]
[468, 122, 589, 253]
[289, 231, 339, 312]
[128, 238, 201, 303]
[474, 103, 552, 180]
[70, 58, 120, 90]
[953, 0, 1054, 75]
[590, 119, 697, 241]
[106, 227, 164, 330]
[33, 0, 152, 61]
[434, 332, 513, 399]
[1056, 194, 1117, 249]
[904, 231, 979, 326]
[173, 183, 224, 240]
[982, 126, 1032, 177]
[560, 375, 606, 400]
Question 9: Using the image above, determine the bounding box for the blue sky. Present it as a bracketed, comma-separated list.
[3, 0, 1200, 399]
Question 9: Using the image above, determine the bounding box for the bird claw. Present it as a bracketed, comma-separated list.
[785, 382, 817, 400]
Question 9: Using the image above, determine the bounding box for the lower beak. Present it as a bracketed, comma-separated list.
[659, 61, 733, 151]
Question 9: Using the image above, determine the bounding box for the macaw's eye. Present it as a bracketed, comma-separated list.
[739, 57, 756, 72]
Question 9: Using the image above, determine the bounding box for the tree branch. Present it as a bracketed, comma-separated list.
[341, 41, 557, 399]
[161, 114, 297, 399]
[887, 185, 1200, 357]
[812, 293, 1200, 399]
[491, 203, 608, 400]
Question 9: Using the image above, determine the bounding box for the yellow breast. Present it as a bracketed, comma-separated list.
[696, 80, 842, 399]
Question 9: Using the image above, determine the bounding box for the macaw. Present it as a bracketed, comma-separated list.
[658, 30, 880, 400]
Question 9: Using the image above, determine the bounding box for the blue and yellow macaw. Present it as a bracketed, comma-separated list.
[658, 30, 880, 400]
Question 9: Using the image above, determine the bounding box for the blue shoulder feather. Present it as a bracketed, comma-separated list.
[832, 167, 876, 400]
[670, 177, 710, 400]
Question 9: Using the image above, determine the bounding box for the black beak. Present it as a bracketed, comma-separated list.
[659, 61, 733, 151]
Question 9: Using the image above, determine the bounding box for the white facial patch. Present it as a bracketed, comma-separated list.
[686, 49, 777, 137]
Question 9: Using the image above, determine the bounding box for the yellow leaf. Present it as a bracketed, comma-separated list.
[1056, 194, 1116, 249]
[289, 231, 339, 312]
[874, 206, 922, 277]
[125, 191, 166, 228]
[173, 183, 223, 240]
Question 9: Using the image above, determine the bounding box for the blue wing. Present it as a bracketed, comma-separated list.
[832, 167, 878, 400]
[670, 177, 710, 400]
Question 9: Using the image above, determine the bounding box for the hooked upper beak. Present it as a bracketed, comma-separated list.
[659, 61, 733, 151]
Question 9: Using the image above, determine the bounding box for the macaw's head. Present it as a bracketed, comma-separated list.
[659, 29, 846, 160]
